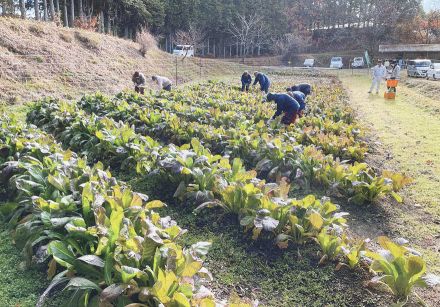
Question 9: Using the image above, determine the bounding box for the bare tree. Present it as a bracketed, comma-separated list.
[271, 31, 312, 56]
[19, 0, 26, 19]
[63, 0, 68, 26]
[34, 0, 40, 20]
[49, 0, 55, 20]
[253, 19, 267, 56]
[70, 0, 74, 27]
[229, 13, 263, 62]
[43, 0, 48, 21]
[175, 23, 205, 58]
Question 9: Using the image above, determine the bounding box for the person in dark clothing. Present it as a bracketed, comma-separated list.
[287, 83, 312, 97]
[132, 71, 146, 94]
[288, 90, 306, 117]
[241, 71, 252, 92]
[266, 93, 300, 125]
[253, 71, 271, 93]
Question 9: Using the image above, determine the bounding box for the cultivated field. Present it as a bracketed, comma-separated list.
[2, 70, 439, 306]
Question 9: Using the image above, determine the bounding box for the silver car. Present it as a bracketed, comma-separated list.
[407, 59, 432, 77]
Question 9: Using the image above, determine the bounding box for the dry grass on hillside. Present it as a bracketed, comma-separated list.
[0, 17, 239, 104]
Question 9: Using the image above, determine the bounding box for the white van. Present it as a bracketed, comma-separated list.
[407, 59, 432, 77]
[352, 57, 365, 68]
[330, 57, 343, 69]
[173, 45, 194, 57]
[303, 59, 315, 67]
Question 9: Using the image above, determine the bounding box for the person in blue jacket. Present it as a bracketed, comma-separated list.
[241, 71, 252, 92]
[266, 93, 300, 125]
[288, 83, 312, 97]
[253, 71, 271, 93]
[288, 90, 306, 116]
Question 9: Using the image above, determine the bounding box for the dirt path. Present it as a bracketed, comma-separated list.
[340, 74, 440, 273]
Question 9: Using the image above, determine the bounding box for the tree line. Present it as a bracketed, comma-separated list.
[0, 0, 438, 57]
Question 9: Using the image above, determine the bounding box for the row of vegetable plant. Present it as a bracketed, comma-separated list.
[0, 117, 221, 307]
[27, 91, 403, 206]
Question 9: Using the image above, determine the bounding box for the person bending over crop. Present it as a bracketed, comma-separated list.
[132, 71, 146, 94]
[152, 75, 173, 92]
[288, 90, 306, 117]
[266, 93, 300, 125]
[241, 71, 252, 92]
[287, 83, 312, 97]
[253, 71, 271, 94]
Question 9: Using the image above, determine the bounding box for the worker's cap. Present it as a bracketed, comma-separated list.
[266, 93, 275, 101]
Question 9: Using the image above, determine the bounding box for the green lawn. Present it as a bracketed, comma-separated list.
[339, 74, 440, 288]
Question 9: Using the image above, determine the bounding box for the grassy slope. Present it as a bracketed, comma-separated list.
[340, 73, 440, 304]
[0, 17, 240, 104]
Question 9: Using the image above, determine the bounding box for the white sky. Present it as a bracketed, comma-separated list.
[424, 0, 440, 11]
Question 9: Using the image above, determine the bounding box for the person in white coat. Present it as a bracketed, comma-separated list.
[368, 60, 387, 94]
[152, 75, 172, 92]
[389, 60, 401, 80]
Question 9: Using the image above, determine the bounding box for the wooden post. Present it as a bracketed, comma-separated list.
[175, 56, 178, 86]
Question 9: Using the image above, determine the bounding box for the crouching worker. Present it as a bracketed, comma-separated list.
[288, 90, 306, 117]
[132, 71, 146, 94]
[241, 71, 252, 92]
[152, 75, 172, 92]
[266, 93, 300, 125]
[288, 83, 312, 97]
[253, 71, 271, 94]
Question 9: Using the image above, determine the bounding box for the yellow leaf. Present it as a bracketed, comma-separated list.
[199, 298, 216, 307]
[47, 258, 57, 280]
[182, 261, 203, 277]
[309, 213, 324, 229]
[145, 200, 164, 209]
[252, 227, 261, 240]
[172, 292, 191, 307]
[377, 236, 405, 258]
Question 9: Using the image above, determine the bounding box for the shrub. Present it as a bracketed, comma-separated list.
[59, 31, 73, 43]
[73, 16, 98, 31]
[29, 24, 46, 36]
[74, 31, 100, 50]
[136, 27, 157, 57]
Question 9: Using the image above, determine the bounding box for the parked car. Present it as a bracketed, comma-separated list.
[303, 58, 315, 67]
[330, 57, 343, 69]
[173, 45, 194, 57]
[407, 59, 432, 77]
[427, 63, 440, 80]
[351, 57, 365, 68]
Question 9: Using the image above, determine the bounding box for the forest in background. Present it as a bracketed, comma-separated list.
[0, 0, 439, 58]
